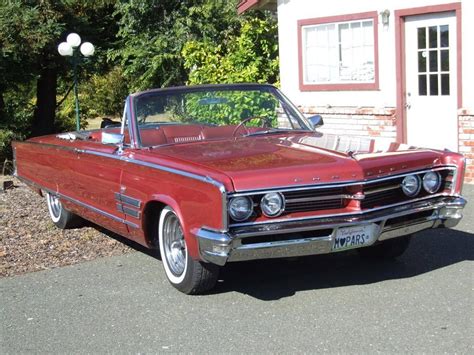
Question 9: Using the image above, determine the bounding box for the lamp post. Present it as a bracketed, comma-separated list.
[57, 33, 95, 131]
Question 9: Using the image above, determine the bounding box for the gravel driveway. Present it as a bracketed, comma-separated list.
[0, 179, 131, 277]
[1, 183, 472, 353]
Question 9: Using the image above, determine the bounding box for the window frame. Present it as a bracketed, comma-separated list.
[297, 11, 379, 91]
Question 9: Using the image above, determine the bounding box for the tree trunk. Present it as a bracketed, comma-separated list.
[31, 67, 57, 137]
[0, 90, 5, 122]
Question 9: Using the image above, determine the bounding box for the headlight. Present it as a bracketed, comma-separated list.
[260, 192, 285, 217]
[228, 196, 253, 221]
[401, 175, 421, 197]
[423, 171, 441, 193]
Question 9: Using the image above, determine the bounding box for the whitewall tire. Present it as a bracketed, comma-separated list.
[158, 206, 219, 294]
[46, 192, 83, 229]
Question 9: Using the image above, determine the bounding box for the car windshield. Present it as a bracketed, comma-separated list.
[132, 85, 310, 147]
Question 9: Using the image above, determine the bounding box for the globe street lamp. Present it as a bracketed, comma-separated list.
[57, 33, 95, 131]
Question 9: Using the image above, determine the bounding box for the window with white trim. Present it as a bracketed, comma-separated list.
[302, 19, 375, 84]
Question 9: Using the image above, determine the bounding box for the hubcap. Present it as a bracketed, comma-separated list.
[163, 212, 186, 276]
[47, 193, 62, 218]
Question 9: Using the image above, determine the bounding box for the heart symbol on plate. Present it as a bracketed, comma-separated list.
[340, 238, 345, 246]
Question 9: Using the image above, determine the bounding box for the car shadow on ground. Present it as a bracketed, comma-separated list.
[97, 223, 473, 300]
[212, 228, 474, 300]
[89, 224, 162, 260]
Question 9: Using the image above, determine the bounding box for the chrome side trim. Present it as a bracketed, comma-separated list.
[16, 176, 139, 229]
[115, 192, 142, 208]
[122, 205, 141, 219]
[229, 166, 457, 196]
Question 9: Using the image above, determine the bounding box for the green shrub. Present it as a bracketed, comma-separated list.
[0, 87, 33, 164]
[182, 17, 279, 86]
[0, 129, 16, 165]
[81, 67, 129, 119]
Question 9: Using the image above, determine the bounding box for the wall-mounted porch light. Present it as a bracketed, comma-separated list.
[380, 9, 390, 26]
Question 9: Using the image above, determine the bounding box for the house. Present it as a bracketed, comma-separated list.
[238, 0, 473, 183]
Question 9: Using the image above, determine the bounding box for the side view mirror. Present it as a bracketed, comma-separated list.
[101, 132, 124, 145]
[308, 114, 324, 130]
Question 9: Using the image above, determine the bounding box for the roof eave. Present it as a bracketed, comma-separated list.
[237, 0, 277, 14]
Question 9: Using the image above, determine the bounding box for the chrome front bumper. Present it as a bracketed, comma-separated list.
[196, 196, 467, 266]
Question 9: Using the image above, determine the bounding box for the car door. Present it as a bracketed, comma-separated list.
[67, 144, 130, 235]
[55, 103, 132, 236]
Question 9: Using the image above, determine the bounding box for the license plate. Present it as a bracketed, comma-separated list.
[332, 224, 378, 251]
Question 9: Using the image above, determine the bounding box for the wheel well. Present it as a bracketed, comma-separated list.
[143, 200, 167, 248]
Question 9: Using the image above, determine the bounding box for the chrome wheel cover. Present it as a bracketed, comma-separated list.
[162, 212, 187, 277]
[47, 193, 62, 220]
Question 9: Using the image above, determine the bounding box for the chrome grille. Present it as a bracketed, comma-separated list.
[361, 178, 405, 209]
[283, 187, 346, 212]
[361, 168, 453, 209]
[245, 187, 348, 218]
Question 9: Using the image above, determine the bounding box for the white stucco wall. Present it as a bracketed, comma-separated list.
[277, 0, 472, 109]
[461, 0, 474, 108]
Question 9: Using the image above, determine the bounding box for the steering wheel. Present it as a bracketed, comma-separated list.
[232, 116, 272, 137]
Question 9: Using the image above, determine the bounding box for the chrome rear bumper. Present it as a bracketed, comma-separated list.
[196, 196, 467, 266]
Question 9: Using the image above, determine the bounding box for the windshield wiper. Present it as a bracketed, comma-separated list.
[245, 129, 307, 137]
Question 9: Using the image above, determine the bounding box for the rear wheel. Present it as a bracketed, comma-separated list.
[46, 192, 83, 229]
[158, 206, 219, 294]
[357, 235, 411, 259]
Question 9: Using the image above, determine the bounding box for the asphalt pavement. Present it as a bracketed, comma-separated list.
[1, 186, 473, 353]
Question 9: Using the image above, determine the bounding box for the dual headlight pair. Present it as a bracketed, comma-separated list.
[228, 192, 284, 222]
[401, 171, 442, 197]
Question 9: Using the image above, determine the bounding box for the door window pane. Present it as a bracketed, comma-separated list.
[418, 75, 427, 95]
[418, 52, 426, 72]
[429, 50, 438, 72]
[429, 26, 438, 48]
[441, 50, 449, 71]
[430, 74, 439, 95]
[417, 27, 426, 49]
[441, 74, 450, 95]
[440, 25, 449, 47]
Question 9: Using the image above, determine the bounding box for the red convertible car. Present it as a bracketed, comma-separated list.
[13, 84, 467, 294]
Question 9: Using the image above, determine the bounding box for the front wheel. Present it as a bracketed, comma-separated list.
[357, 235, 412, 259]
[158, 206, 219, 294]
[46, 192, 83, 229]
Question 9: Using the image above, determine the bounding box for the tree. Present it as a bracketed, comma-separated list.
[0, 0, 118, 137]
[110, 0, 241, 91]
[0, 1, 62, 133]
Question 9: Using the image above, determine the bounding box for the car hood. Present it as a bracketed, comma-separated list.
[150, 133, 446, 191]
